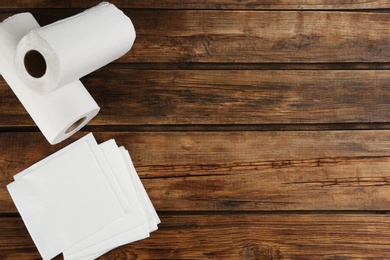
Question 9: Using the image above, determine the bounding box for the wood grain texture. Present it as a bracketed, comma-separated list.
[103, 214, 390, 259]
[0, 0, 389, 9]
[2, 131, 390, 212]
[125, 11, 390, 63]
[2, 70, 390, 127]
[1, 2, 390, 259]
[1, 214, 390, 259]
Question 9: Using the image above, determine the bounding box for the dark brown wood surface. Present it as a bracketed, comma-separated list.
[2, 214, 390, 259]
[2, 1, 390, 259]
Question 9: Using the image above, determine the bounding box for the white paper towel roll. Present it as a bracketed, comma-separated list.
[14, 2, 136, 95]
[0, 13, 100, 144]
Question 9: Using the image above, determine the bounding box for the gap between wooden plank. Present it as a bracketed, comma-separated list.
[3, 123, 390, 133]
[2, 1, 390, 10]
[106, 62, 390, 70]
[2, 210, 390, 218]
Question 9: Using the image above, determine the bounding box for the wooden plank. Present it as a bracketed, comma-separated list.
[2, 131, 390, 212]
[125, 11, 390, 63]
[66, 69, 390, 125]
[0, 0, 389, 10]
[103, 214, 390, 259]
[0, 217, 40, 259]
[1, 214, 390, 259]
[2, 70, 390, 127]
[2, 11, 390, 64]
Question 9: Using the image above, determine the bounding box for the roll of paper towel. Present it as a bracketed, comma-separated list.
[0, 13, 100, 144]
[14, 2, 136, 94]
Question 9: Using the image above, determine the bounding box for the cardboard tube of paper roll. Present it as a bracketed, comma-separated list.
[0, 13, 100, 144]
[14, 2, 136, 95]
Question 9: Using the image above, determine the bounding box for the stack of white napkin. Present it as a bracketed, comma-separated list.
[7, 133, 160, 260]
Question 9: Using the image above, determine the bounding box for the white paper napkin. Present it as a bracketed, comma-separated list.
[121, 147, 161, 231]
[8, 133, 160, 260]
[7, 134, 126, 260]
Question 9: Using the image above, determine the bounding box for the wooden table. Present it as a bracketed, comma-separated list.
[2, 1, 390, 259]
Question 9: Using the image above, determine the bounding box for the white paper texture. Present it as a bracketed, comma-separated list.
[7, 135, 125, 260]
[121, 147, 161, 230]
[14, 133, 95, 180]
[14, 134, 129, 211]
[0, 13, 100, 144]
[14, 2, 136, 94]
[63, 140, 150, 259]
